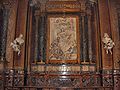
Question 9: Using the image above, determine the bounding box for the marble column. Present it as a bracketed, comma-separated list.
[0, 9, 9, 60]
[34, 16, 39, 63]
[87, 15, 93, 63]
[81, 13, 89, 62]
[38, 14, 46, 62]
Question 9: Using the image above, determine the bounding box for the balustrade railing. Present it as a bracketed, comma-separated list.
[0, 65, 120, 90]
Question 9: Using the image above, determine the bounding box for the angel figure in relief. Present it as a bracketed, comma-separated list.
[10, 34, 24, 55]
[102, 33, 115, 54]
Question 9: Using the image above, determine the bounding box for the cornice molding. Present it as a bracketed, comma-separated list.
[0, 0, 16, 10]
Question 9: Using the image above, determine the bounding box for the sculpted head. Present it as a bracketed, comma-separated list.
[104, 33, 109, 38]
[19, 34, 23, 38]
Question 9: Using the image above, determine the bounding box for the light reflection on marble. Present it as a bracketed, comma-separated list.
[59, 65, 71, 72]
[60, 65, 69, 78]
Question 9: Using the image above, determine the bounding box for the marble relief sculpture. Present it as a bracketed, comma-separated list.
[102, 33, 115, 54]
[10, 34, 24, 55]
[49, 17, 77, 60]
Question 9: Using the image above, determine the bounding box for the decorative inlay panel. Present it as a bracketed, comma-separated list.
[31, 64, 96, 73]
[46, 1, 81, 12]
